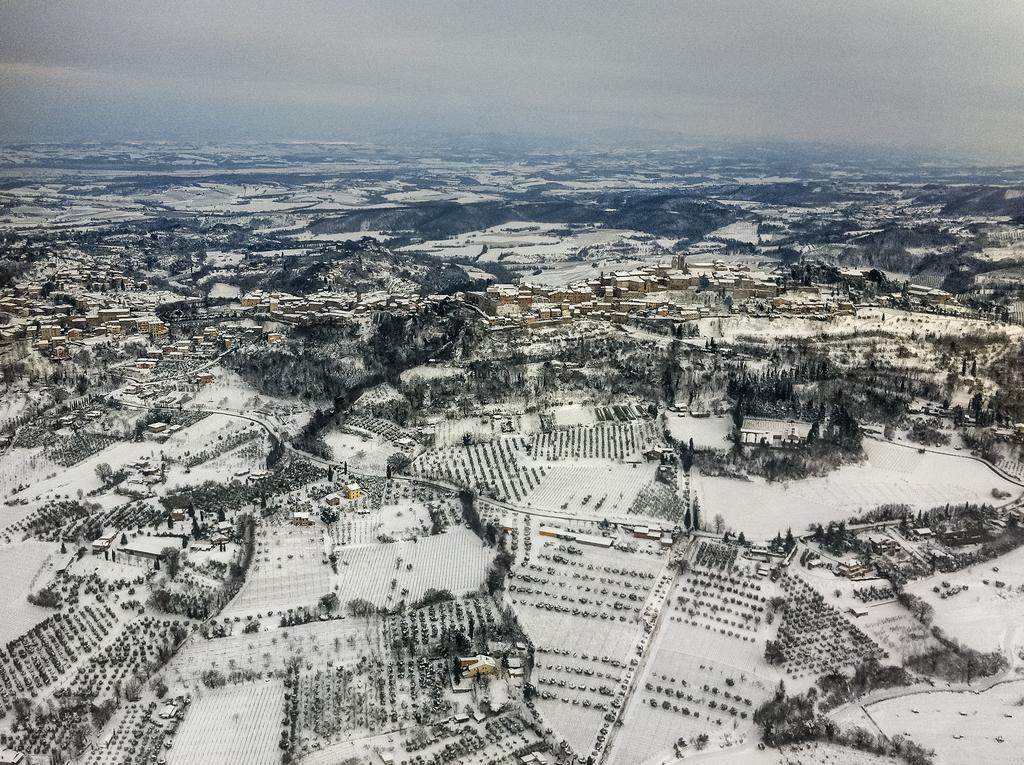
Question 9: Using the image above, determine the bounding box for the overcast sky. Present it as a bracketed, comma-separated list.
[1, 1, 1022, 160]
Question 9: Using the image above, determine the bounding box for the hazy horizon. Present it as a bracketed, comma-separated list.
[2, 1, 1023, 163]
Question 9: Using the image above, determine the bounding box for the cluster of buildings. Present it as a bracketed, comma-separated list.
[132, 323, 260, 369]
[738, 417, 813, 447]
[465, 259, 781, 329]
[239, 288, 453, 325]
[466, 253, 966, 331]
[536, 522, 677, 548]
[457, 652, 525, 683]
[0, 297, 169, 358]
[765, 288, 856, 317]
[903, 284, 957, 308]
[0, 261, 174, 357]
[325, 482, 364, 502]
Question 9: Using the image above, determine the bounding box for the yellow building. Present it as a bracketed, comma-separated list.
[459, 655, 498, 677]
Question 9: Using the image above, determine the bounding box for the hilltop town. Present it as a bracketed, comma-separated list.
[1, 141, 1024, 765]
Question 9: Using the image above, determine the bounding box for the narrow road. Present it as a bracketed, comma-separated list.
[113, 388, 671, 533]
[865, 433, 1024, 490]
[598, 562, 679, 765]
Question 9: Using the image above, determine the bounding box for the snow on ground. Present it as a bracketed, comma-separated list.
[382, 188, 500, 204]
[2, 439, 165, 535]
[837, 679, 1024, 765]
[404, 223, 653, 266]
[794, 563, 932, 664]
[205, 250, 245, 267]
[706, 220, 760, 244]
[979, 243, 1024, 262]
[0, 447, 62, 508]
[609, 647, 769, 765]
[523, 257, 655, 287]
[666, 413, 733, 449]
[519, 541, 665, 757]
[524, 459, 656, 518]
[332, 527, 492, 609]
[549, 403, 599, 427]
[168, 680, 285, 765]
[208, 282, 240, 298]
[367, 502, 434, 540]
[223, 524, 332, 620]
[399, 363, 465, 384]
[191, 368, 313, 432]
[905, 542, 1024, 655]
[689, 741, 893, 764]
[162, 414, 266, 487]
[0, 388, 48, 425]
[322, 428, 395, 473]
[0, 541, 61, 644]
[608, 557, 786, 765]
[427, 416, 511, 447]
[294, 230, 392, 243]
[168, 618, 379, 685]
[692, 439, 1020, 542]
[698, 308, 1024, 344]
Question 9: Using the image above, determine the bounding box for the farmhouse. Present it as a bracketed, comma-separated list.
[459, 654, 499, 677]
[739, 416, 812, 447]
[120, 536, 171, 562]
[91, 530, 119, 554]
[0, 749, 25, 765]
[343, 482, 363, 500]
[538, 525, 613, 548]
[836, 559, 872, 579]
[506, 657, 524, 678]
[630, 524, 668, 542]
[291, 511, 313, 526]
[643, 447, 676, 463]
[538, 525, 565, 540]
[573, 533, 614, 549]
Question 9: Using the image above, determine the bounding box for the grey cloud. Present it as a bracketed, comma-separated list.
[0, 0, 1022, 159]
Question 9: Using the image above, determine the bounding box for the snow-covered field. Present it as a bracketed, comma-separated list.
[839, 680, 1024, 765]
[223, 524, 332, 619]
[404, 222, 661, 274]
[168, 617, 379, 684]
[208, 281, 240, 298]
[513, 537, 667, 757]
[549, 404, 599, 427]
[0, 447, 62, 507]
[692, 439, 1020, 541]
[698, 308, 1022, 344]
[524, 460, 657, 518]
[0, 541, 60, 644]
[906, 542, 1024, 655]
[322, 428, 395, 473]
[332, 528, 493, 608]
[609, 647, 768, 765]
[666, 413, 733, 449]
[168, 680, 285, 765]
[706, 220, 760, 244]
